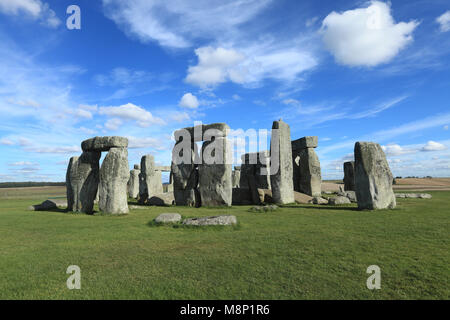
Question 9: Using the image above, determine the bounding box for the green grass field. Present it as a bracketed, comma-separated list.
[0, 188, 449, 300]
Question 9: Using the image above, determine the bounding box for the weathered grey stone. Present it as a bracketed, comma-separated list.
[81, 136, 128, 152]
[249, 205, 279, 212]
[294, 191, 314, 204]
[154, 213, 181, 223]
[232, 169, 241, 188]
[338, 190, 357, 203]
[171, 136, 200, 206]
[28, 199, 66, 211]
[148, 192, 175, 206]
[312, 197, 329, 205]
[239, 151, 271, 205]
[395, 193, 432, 199]
[163, 183, 174, 193]
[343, 161, 355, 191]
[198, 137, 232, 206]
[182, 215, 237, 226]
[134, 164, 141, 170]
[99, 147, 129, 214]
[270, 120, 294, 204]
[66, 151, 101, 214]
[139, 155, 163, 204]
[293, 148, 321, 197]
[128, 167, 140, 199]
[328, 196, 351, 205]
[354, 142, 396, 210]
[292, 136, 318, 150]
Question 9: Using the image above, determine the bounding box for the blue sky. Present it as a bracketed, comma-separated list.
[0, 0, 449, 182]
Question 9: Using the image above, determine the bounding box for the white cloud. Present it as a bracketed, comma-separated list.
[102, 0, 271, 48]
[179, 93, 200, 109]
[436, 11, 450, 32]
[128, 136, 169, 150]
[321, 1, 419, 66]
[186, 44, 317, 88]
[99, 103, 165, 127]
[421, 141, 447, 152]
[0, 0, 61, 28]
[0, 138, 14, 145]
[185, 47, 246, 87]
[104, 118, 122, 131]
[445, 125, 449, 131]
[9, 161, 37, 166]
[232, 94, 241, 101]
[94, 68, 152, 86]
[24, 145, 81, 154]
[382, 144, 415, 156]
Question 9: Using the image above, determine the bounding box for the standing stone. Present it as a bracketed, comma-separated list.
[171, 139, 199, 207]
[239, 152, 271, 204]
[128, 165, 140, 199]
[139, 155, 163, 204]
[354, 142, 396, 210]
[292, 136, 321, 197]
[198, 137, 232, 206]
[270, 120, 294, 204]
[232, 166, 241, 188]
[99, 147, 129, 214]
[66, 151, 100, 214]
[343, 161, 355, 191]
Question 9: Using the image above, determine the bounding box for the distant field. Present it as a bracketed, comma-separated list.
[0, 186, 66, 200]
[0, 186, 448, 299]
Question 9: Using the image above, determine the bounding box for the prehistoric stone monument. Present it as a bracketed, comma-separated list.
[270, 120, 294, 204]
[128, 164, 140, 199]
[66, 151, 100, 213]
[138, 155, 164, 204]
[354, 142, 396, 210]
[239, 151, 271, 204]
[171, 123, 232, 207]
[343, 161, 355, 191]
[66, 136, 129, 214]
[291, 136, 321, 197]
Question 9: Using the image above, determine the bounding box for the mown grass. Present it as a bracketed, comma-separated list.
[0, 190, 448, 300]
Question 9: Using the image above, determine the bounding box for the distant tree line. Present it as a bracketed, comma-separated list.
[0, 182, 66, 188]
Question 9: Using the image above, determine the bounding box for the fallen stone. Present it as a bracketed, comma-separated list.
[294, 191, 314, 204]
[338, 190, 357, 203]
[354, 142, 396, 210]
[28, 199, 58, 211]
[249, 205, 279, 212]
[182, 215, 237, 226]
[328, 196, 351, 205]
[395, 193, 432, 199]
[148, 192, 175, 206]
[312, 197, 329, 205]
[81, 136, 128, 152]
[154, 213, 182, 224]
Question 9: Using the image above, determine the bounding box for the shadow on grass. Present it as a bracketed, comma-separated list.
[281, 204, 361, 212]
